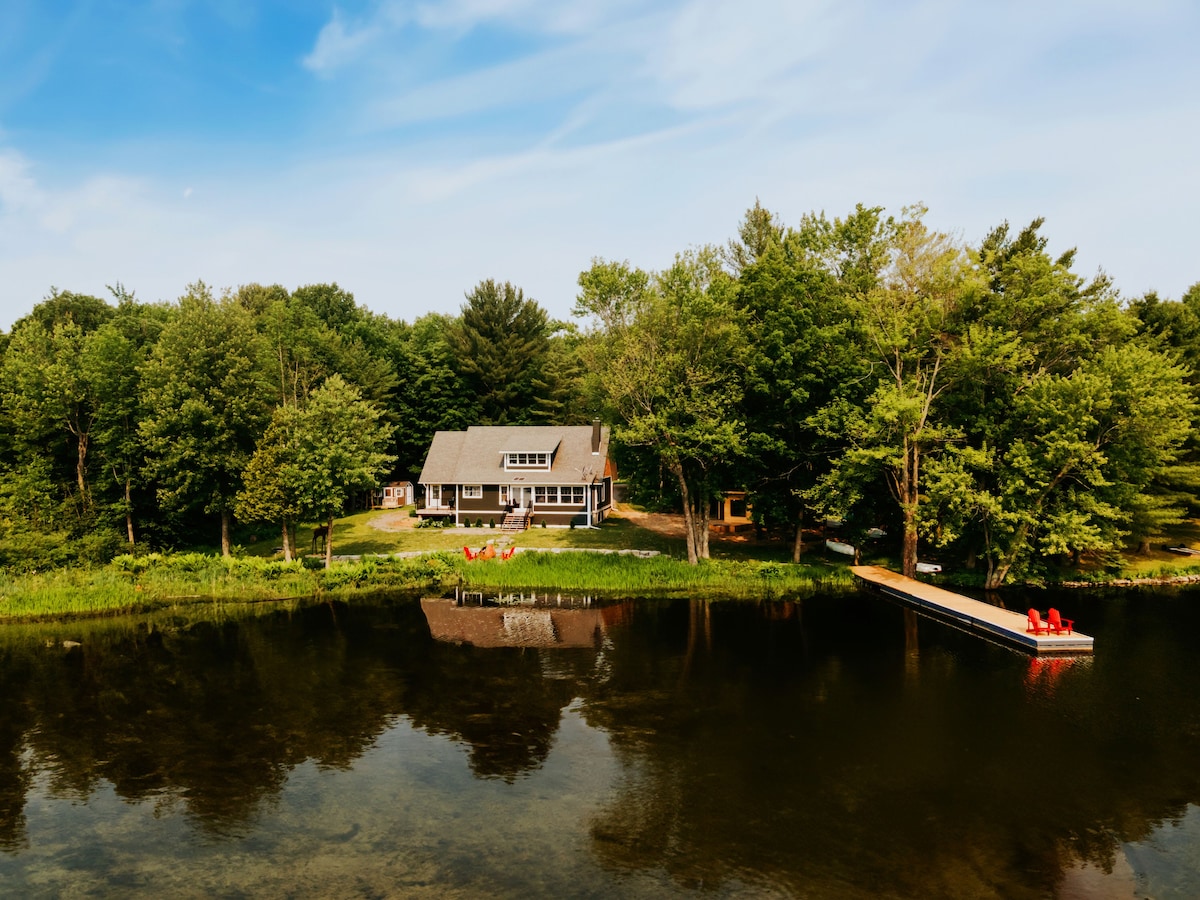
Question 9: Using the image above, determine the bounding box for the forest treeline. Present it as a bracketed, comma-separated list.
[2, 201, 1198, 586]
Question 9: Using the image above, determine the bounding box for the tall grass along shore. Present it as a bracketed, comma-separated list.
[0, 549, 851, 622]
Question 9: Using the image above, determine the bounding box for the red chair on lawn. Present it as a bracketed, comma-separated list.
[500, 546, 516, 560]
[463, 546, 477, 561]
[1027, 609, 1051, 635]
[1047, 608, 1074, 635]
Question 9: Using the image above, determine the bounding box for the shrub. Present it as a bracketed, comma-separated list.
[74, 528, 127, 566]
[476, 518, 483, 528]
[489, 518, 495, 528]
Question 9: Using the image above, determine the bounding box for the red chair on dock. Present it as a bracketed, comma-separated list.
[1026, 609, 1051, 635]
[1047, 608, 1074, 635]
[463, 546, 477, 561]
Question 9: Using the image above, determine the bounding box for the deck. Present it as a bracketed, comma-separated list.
[851, 566, 1094, 655]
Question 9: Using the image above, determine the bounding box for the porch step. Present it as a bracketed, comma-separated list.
[502, 513, 531, 532]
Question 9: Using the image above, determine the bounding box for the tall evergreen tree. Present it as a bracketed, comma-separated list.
[449, 280, 550, 424]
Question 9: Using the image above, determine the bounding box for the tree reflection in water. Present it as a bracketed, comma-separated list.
[0, 589, 1197, 897]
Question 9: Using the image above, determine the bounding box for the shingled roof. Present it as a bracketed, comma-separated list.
[418, 424, 610, 486]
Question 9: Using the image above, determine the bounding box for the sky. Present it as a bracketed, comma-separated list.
[1, 0, 1198, 330]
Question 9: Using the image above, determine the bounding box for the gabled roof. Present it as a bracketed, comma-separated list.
[418, 424, 610, 486]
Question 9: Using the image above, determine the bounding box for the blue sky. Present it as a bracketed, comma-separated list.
[2, 0, 1198, 329]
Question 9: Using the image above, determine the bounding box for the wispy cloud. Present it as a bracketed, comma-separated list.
[1, 0, 1198, 330]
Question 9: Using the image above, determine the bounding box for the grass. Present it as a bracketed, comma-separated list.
[319, 508, 679, 557]
[0, 508, 858, 621]
[457, 550, 851, 598]
[0, 552, 464, 622]
[13, 506, 1200, 623]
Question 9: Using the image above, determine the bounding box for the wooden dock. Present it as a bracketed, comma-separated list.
[851, 566, 1094, 655]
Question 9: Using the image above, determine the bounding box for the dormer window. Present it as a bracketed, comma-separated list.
[503, 451, 551, 470]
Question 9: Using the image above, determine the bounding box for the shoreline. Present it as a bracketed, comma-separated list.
[5, 528, 1200, 624]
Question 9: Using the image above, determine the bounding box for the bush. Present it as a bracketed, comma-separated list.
[489, 518, 495, 528]
[476, 518, 483, 528]
[74, 528, 127, 566]
[1, 535, 61, 571]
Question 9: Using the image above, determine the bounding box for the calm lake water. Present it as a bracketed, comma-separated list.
[2, 585, 1199, 898]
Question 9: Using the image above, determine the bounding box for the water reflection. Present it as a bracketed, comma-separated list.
[420, 591, 631, 649]
[0, 589, 1197, 897]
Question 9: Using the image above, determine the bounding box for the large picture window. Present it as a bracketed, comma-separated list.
[533, 486, 586, 505]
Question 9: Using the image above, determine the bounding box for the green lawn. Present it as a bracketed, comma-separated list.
[309, 508, 842, 565]
[299, 508, 681, 559]
[222, 506, 1200, 584]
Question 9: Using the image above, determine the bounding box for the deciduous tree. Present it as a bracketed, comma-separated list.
[139, 284, 271, 555]
[578, 249, 746, 564]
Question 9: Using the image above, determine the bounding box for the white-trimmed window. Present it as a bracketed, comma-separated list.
[499, 485, 509, 504]
[533, 486, 586, 505]
[462, 485, 483, 499]
[504, 452, 551, 470]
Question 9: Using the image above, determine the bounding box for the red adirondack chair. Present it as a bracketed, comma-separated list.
[500, 546, 516, 560]
[463, 546, 477, 561]
[1047, 608, 1074, 635]
[1026, 609, 1051, 635]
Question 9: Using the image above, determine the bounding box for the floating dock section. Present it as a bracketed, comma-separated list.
[851, 566, 1094, 655]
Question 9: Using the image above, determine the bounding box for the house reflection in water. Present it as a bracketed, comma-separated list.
[420, 592, 631, 649]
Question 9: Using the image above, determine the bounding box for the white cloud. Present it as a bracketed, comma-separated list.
[303, 6, 404, 74]
[652, 0, 849, 110]
[0, 149, 43, 214]
[3, 0, 1199, 332]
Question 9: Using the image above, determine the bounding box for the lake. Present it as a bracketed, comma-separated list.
[1, 585, 1199, 898]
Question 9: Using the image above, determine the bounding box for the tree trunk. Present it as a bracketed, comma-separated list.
[985, 566, 1007, 590]
[124, 476, 135, 546]
[221, 509, 232, 557]
[281, 519, 294, 562]
[76, 431, 90, 514]
[900, 440, 919, 579]
[792, 511, 805, 564]
[324, 514, 335, 569]
[670, 461, 700, 565]
[695, 494, 710, 560]
[1137, 538, 1151, 555]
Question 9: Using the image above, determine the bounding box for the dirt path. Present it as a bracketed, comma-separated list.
[367, 510, 420, 532]
[611, 506, 687, 538]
